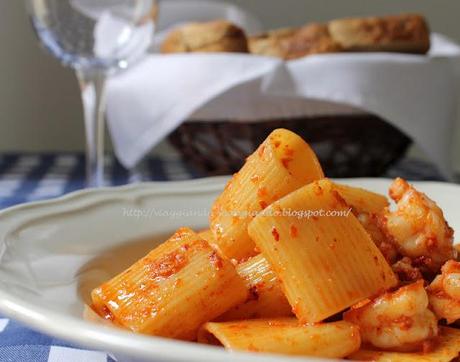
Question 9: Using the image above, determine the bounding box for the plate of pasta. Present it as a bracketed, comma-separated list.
[1, 129, 460, 362]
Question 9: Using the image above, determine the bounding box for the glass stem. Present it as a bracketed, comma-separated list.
[76, 69, 107, 188]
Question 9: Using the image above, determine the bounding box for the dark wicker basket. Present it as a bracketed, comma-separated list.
[169, 115, 412, 178]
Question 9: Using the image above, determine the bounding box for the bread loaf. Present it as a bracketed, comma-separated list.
[248, 27, 298, 59]
[161, 20, 249, 54]
[328, 14, 430, 54]
[249, 24, 341, 60]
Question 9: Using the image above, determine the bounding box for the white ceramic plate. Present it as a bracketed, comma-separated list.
[0, 177, 459, 362]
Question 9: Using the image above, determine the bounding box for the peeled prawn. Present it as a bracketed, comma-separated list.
[427, 259, 460, 324]
[344, 280, 438, 352]
[382, 178, 455, 273]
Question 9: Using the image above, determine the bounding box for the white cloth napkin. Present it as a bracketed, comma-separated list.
[106, 1, 460, 180]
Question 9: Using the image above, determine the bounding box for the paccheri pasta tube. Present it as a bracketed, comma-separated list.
[332, 183, 389, 214]
[209, 128, 324, 261]
[91, 227, 248, 340]
[248, 179, 397, 323]
[218, 254, 293, 321]
[199, 230, 292, 320]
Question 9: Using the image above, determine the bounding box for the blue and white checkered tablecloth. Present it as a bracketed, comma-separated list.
[0, 153, 205, 209]
[0, 153, 447, 362]
[0, 317, 116, 362]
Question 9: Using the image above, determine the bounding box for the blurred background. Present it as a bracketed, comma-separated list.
[0, 0, 459, 174]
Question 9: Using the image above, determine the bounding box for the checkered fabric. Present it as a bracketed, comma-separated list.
[0, 153, 204, 209]
[0, 152, 446, 361]
[0, 317, 116, 362]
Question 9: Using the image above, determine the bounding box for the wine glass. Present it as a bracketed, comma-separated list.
[25, 0, 158, 187]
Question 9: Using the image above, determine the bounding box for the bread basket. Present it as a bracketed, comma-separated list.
[169, 115, 411, 178]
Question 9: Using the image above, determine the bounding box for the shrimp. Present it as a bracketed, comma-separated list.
[382, 178, 455, 273]
[344, 280, 438, 352]
[427, 260, 460, 324]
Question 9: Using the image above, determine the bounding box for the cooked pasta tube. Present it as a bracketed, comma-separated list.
[350, 327, 460, 362]
[199, 231, 291, 319]
[332, 183, 397, 262]
[219, 184, 388, 320]
[198, 319, 360, 358]
[198, 229, 214, 243]
[218, 254, 293, 320]
[248, 179, 397, 323]
[332, 183, 389, 214]
[210, 128, 324, 261]
[91, 227, 248, 340]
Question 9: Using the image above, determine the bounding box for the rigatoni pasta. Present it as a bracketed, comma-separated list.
[209, 128, 324, 261]
[218, 254, 293, 321]
[91, 227, 248, 340]
[248, 179, 397, 323]
[198, 319, 361, 358]
[197, 229, 214, 243]
[199, 228, 292, 320]
[332, 182, 389, 214]
[332, 182, 397, 262]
